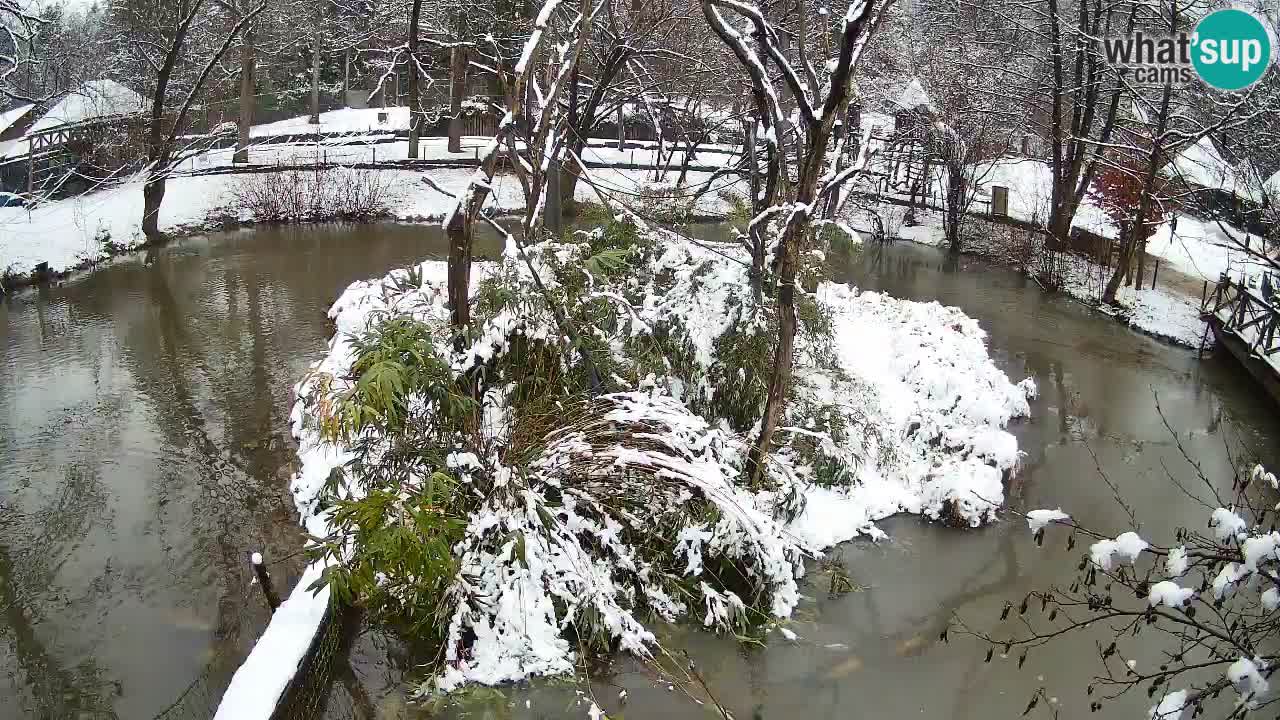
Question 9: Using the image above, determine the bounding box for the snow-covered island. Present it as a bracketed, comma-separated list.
[258, 217, 1034, 704]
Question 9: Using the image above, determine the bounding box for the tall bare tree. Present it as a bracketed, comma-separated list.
[700, 0, 893, 485]
[105, 0, 266, 240]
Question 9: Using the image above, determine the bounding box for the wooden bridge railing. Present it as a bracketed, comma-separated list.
[1202, 275, 1280, 357]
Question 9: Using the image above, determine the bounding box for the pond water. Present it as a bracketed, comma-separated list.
[1, 225, 1276, 720]
[0, 223, 500, 720]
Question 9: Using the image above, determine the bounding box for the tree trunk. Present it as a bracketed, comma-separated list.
[407, 0, 423, 158]
[1047, 201, 1075, 251]
[446, 222, 473, 328]
[558, 154, 581, 212]
[616, 105, 625, 150]
[142, 172, 167, 241]
[447, 46, 466, 153]
[746, 219, 800, 488]
[1104, 223, 1133, 303]
[945, 167, 964, 251]
[309, 5, 321, 124]
[1104, 78, 1174, 304]
[743, 116, 765, 301]
[234, 24, 255, 164]
[1134, 237, 1147, 288]
[747, 133, 843, 488]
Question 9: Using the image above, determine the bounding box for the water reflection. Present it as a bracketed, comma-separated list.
[0, 223, 500, 719]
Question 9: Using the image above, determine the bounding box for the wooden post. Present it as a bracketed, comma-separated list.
[1150, 259, 1159, 290]
[250, 551, 281, 612]
[546, 158, 562, 236]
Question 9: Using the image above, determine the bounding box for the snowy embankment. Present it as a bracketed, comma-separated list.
[880, 206, 1206, 347]
[0, 151, 741, 281]
[965, 158, 1265, 285]
[212, 228, 1033, 716]
[1055, 254, 1206, 347]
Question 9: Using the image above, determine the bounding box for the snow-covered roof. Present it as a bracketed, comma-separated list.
[1163, 135, 1259, 202]
[894, 78, 936, 114]
[28, 80, 143, 135]
[0, 104, 35, 135]
[1265, 167, 1280, 200]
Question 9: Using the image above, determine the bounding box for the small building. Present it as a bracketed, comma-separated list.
[1161, 134, 1263, 231]
[892, 78, 936, 135]
[0, 80, 145, 196]
[0, 104, 38, 142]
[26, 79, 144, 136]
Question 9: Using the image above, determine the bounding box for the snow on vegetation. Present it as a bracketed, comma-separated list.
[1025, 508, 1069, 532]
[284, 219, 1032, 694]
[1089, 531, 1149, 570]
[1147, 580, 1194, 609]
[1027, 481, 1280, 716]
[1149, 689, 1189, 720]
[1210, 507, 1247, 542]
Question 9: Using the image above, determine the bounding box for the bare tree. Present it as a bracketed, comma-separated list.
[105, 0, 266, 240]
[699, 0, 893, 486]
[962, 401, 1280, 720]
[0, 0, 46, 102]
[406, 0, 424, 156]
[1092, 0, 1280, 303]
[433, 0, 602, 331]
[228, 0, 259, 163]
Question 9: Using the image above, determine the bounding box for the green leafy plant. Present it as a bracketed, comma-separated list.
[307, 316, 478, 638]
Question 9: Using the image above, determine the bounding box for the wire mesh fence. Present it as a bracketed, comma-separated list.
[146, 552, 328, 720]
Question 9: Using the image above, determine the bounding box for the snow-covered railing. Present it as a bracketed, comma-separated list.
[211, 562, 335, 720]
[1203, 277, 1280, 359]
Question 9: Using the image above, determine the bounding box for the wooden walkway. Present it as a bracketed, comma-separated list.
[1201, 276, 1280, 407]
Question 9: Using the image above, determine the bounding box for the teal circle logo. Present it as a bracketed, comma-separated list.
[1192, 9, 1272, 91]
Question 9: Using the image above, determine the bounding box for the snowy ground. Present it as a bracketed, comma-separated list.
[948, 158, 1264, 286]
[0, 149, 744, 281]
[1145, 214, 1272, 283]
[879, 207, 1206, 347]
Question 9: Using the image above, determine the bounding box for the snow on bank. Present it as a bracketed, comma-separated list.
[865, 207, 1205, 347]
[241, 230, 1031, 704]
[211, 562, 331, 720]
[964, 158, 1263, 286]
[1057, 253, 1205, 347]
[0, 161, 739, 279]
[0, 174, 234, 277]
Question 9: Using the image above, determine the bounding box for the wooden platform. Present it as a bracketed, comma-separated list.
[1201, 277, 1280, 408]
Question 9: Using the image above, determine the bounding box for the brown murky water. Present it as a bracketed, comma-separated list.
[1, 227, 1276, 720]
[0, 223, 500, 720]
